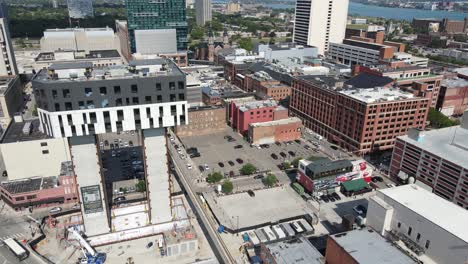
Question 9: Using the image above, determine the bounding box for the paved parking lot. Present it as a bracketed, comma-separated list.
[178, 128, 326, 179]
[97, 132, 145, 203]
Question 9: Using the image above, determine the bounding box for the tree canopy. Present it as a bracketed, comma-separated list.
[427, 108, 460, 128]
[207, 172, 224, 183]
[237, 38, 254, 51]
[135, 180, 146, 192]
[222, 180, 233, 194]
[240, 163, 256, 175]
[263, 173, 278, 187]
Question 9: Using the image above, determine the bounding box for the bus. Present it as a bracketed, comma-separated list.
[3, 238, 29, 261]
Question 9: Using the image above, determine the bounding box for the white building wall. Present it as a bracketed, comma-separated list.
[368, 191, 468, 264]
[70, 136, 110, 236]
[328, 43, 380, 65]
[143, 128, 172, 224]
[293, 0, 349, 54]
[0, 138, 71, 180]
[135, 29, 177, 55]
[38, 101, 188, 138]
[195, 0, 212, 26]
[0, 18, 18, 76]
[40, 28, 117, 53]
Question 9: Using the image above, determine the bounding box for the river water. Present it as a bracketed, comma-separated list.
[231, 1, 467, 21]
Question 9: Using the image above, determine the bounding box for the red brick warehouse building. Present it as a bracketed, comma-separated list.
[228, 99, 288, 136]
[290, 75, 430, 154]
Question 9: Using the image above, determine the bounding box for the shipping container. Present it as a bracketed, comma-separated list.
[262, 226, 277, 241]
[272, 225, 286, 239]
[280, 223, 296, 237]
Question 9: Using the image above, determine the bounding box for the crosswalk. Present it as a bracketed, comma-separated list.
[0, 233, 24, 241]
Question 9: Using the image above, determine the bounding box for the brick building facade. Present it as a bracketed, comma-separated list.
[0, 162, 78, 210]
[290, 75, 430, 154]
[176, 106, 226, 137]
[229, 99, 288, 135]
[437, 78, 468, 116]
[389, 123, 468, 210]
[248, 117, 302, 145]
[353, 64, 442, 108]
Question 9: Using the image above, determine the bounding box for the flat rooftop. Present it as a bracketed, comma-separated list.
[266, 237, 323, 264]
[203, 187, 314, 230]
[331, 229, 416, 264]
[345, 73, 394, 89]
[1, 119, 50, 143]
[0, 76, 18, 94]
[380, 184, 468, 243]
[34, 58, 183, 84]
[442, 77, 468, 88]
[340, 87, 416, 103]
[250, 117, 301, 128]
[1, 176, 58, 194]
[399, 126, 468, 169]
[296, 75, 346, 90]
[238, 99, 278, 112]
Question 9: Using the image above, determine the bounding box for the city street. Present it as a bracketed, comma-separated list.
[167, 130, 236, 264]
[0, 201, 49, 264]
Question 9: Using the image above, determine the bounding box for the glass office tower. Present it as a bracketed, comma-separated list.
[125, 0, 188, 52]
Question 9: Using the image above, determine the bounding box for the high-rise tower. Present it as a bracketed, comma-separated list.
[293, 0, 349, 54]
[125, 0, 188, 52]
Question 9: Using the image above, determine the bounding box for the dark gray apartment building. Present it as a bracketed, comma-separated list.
[32, 59, 188, 138]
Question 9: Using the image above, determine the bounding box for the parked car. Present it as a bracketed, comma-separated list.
[129, 141, 133, 147]
[146, 242, 154, 249]
[279, 152, 287, 158]
[218, 162, 224, 168]
[304, 145, 311, 150]
[228, 160, 235, 166]
[204, 164, 210, 170]
[332, 192, 341, 200]
[198, 165, 204, 172]
[371, 176, 383, 183]
[271, 153, 278, 160]
[229, 171, 234, 177]
[288, 151, 296, 157]
[254, 175, 264, 180]
[327, 194, 336, 202]
[386, 183, 396, 188]
[275, 142, 281, 146]
[114, 197, 126, 203]
[234, 145, 243, 149]
[321, 195, 329, 203]
[353, 205, 367, 216]
[187, 164, 192, 170]
[294, 139, 301, 144]
[2, 170, 7, 177]
[49, 207, 62, 213]
[236, 158, 244, 164]
[247, 190, 255, 197]
[190, 152, 201, 158]
[260, 144, 270, 149]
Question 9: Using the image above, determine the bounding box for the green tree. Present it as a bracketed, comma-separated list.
[238, 38, 253, 51]
[240, 163, 256, 175]
[427, 108, 460, 128]
[291, 157, 303, 168]
[222, 180, 233, 194]
[135, 180, 146, 192]
[283, 161, 291, 170]
[263, 173, 278, 187]
[190, 26, 205, 40]
[207, 172, 224, 183]
[269, 31, 276, 38]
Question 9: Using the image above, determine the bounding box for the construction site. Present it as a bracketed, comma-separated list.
[33, 196, 217, 264]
